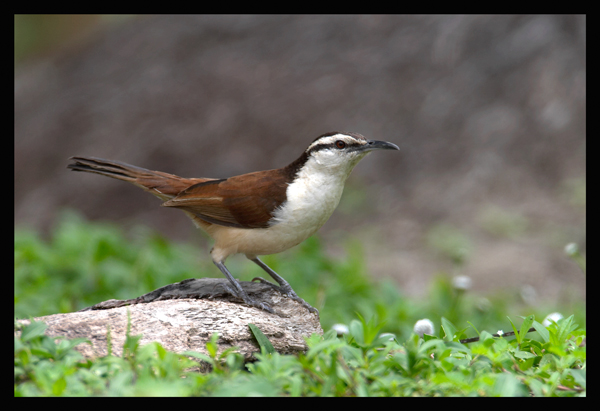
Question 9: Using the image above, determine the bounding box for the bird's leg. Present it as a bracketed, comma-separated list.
[213, 261, 274, 314]
[249, 257, 319, 315]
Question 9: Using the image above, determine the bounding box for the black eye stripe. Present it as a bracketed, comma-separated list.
[307, 141, 364, 155]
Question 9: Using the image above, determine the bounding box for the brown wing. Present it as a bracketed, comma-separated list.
[161, 169, 290, 228]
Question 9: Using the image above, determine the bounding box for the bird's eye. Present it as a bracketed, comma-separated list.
[335, 140, 346, 149]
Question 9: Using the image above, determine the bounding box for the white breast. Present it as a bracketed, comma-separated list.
[269, 152, 366, 240]
[273, 165, 344, 232]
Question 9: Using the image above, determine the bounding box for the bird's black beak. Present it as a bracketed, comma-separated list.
[362, 140, 400, 152]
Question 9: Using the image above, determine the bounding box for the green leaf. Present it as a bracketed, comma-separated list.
[556, 315, 578, 342]
[492, 373, 526, 397]
[182, 350, 214, 363]
[58, 337, 90, 351]
[513, 350, 537, 359]
[206, 333, 219, 358]
[441, 317, 458, 342]
[467, 321, 481, 337]
[322, 329, 338, 340]
[17, 349, 30, 367]
[19, 320, 47, 341]
[507, 316, 520, 345]
[122, 333, 142, 359]
[519, 315, 534, 342]
[527, 378, 548, 397]
[348, 319, 365, 346]
[518, 357, 535, 372]
[155, 342, 167, 360]
[568, 368, 586, 389]
[30, 347, 53, 358]
[219, 346, 241, 360]
[307, 339, 345, 359]
[480, 330, 494, 343]
[52, 377, 67, 396]
[532, 320, 550, 343]
[248, 323, 275, 355]
[418, 339, 445, 354]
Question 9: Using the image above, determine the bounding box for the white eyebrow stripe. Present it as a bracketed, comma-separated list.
[307, 134, 358, 151]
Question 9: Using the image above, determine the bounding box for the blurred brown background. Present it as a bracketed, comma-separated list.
[14, 15, 586, 301]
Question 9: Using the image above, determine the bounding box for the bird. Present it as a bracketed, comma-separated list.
[68, 132, 399, 315]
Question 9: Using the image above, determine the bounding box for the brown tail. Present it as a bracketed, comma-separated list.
[67, 156, 211, 200]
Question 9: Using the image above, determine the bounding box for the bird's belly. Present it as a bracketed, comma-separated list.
[208, 222, 318, 261]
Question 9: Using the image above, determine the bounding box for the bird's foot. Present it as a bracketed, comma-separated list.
[252, 277, 319, 315]
[220, 282, 275, 314]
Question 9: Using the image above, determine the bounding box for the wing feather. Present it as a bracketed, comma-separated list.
[161, 170, 289, 228]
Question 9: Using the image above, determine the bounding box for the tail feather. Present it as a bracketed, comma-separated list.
[67, 156, 144, 182]
[67, 156, 211, 200]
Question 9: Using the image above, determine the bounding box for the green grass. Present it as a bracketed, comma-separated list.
[14, 211, 586, 396]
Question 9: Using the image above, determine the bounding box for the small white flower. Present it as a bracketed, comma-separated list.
[452, 275, 472, 291]
[497, 330, 504, 336]
[331, 323, 349, 336]
[564, 243, 579, 257]
[542, 312, 563, 327]
[414, 319, 435, 337]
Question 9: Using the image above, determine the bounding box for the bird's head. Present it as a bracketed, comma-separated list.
[303, 131, 399, 175]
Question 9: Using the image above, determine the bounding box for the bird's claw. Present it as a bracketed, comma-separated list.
[221, 282, 275, 314]
[251, 277, 318, 315]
